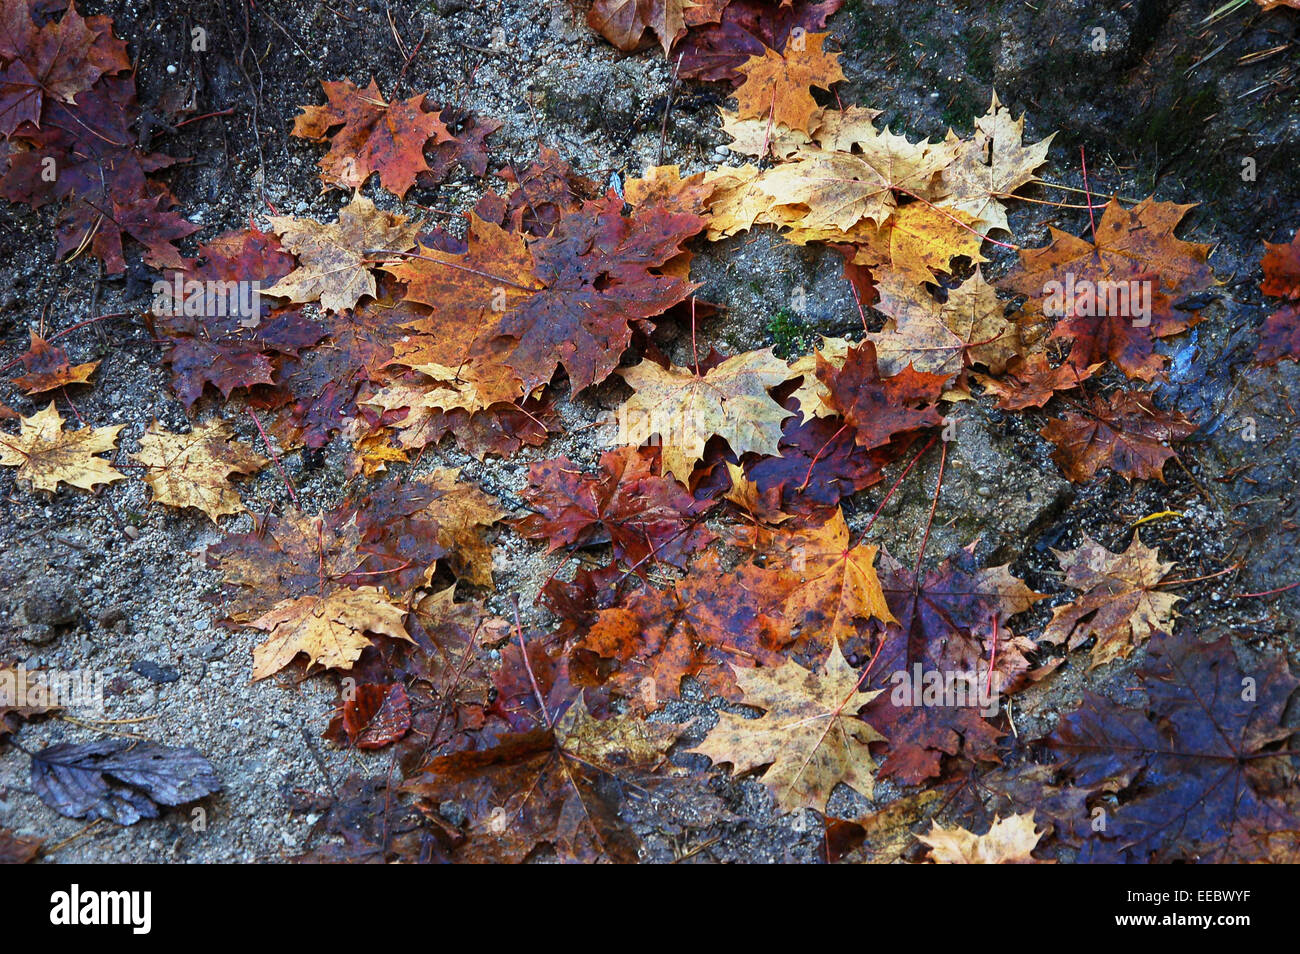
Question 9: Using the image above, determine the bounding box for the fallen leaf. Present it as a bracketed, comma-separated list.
[268, 194, 422, 313]
[10, 331, 97, 393]
[0, 401, 124, 492]
[616, 348, 794, 483]
[1039, 388, 1195, 483]
[291, 78, 451, 197]
[690, 641, 884, 814]
[733, 31, 844, 133]
[249, 585, 411, 680]
[917, 812, 1047, 863]
[29, 738, 220, 826]
[1039, 532, 1178, 669]
[131, 419, 267, 522]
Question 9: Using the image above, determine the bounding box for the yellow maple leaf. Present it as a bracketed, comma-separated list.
[267, 194, 422, 312]
[249, 585, 410, 680]
[734, 32, 844, 134]
[131, 419, 267, 522]
[917, 812, 1048, 864]
[0, 402, 124, 492]
[764, 509, 896, 653]
[869, 268, 1019, 377]
[616, 349, 794, 484]
[690, 642, 884, 814]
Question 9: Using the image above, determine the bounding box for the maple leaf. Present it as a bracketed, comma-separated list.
[0, 401, 123, 491]
[130, 419, 267, 523]
[1002, 197, 1215, 319]
[745, 402, 895, 518]
[423, 106, 500, 187]
[753, 127, 952, 231]
[249, 585, 411, 680]
[1256, 306, 1300, 366]
[1, 72, 198, 274]
[837, 201, 985, 284]
[857, 546, 1042, 784]
[1255, 231, 1300, 365]
[515, 446, 715, 570]
[1, 662, 64, 739]
[616, 349, 794, 483]
[756, 508, 895, 655]
[387, 196, 702, 393]
[153, 226, 325, 407]
[675, 0, 844, 83]
[935, 93, 1055, 237]
[917, 813, 1047, 864]
[352, 468, 504, 590]
[817, 341, 945, 450]
[1046, 633, 1300, 862]
[485, 146, 601, 237]
[869, 268, 1020, 378]
[1260, 228, 1300, 300]
[9, 330, 97, 393]
[268, 194, 422, 313]
[291, 78, 452, 198]
[1039, 388, 1195, 483]
[575, 551, 795, 706]
[207, 509, 379, 621]
[974, 353, 1100, 411]
[786, 335, 850, 420]
[733, 32, 844, 133]
[588, 0, 697, 55]
[1039, 532, 1178, 669]
[0, 0, 129, 135]
[330, 682, 411, 749]
[403, 699, 679, 862]
[690, 642, 884, 814]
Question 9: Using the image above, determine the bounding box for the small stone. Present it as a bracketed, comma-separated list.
[132, 659, 181, 683]
[20, 624, 56, 645]
[25, 588, 77, 627]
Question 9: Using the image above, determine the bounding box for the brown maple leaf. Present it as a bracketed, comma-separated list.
[403, 699, 679, 862]
[1260, 228, 1300, 300]
[733, 31, 844, 133]
[587, 0, 697, 55]
[575, 551, 795, 706]
[291, 78, 452, 198]
[974, 353, 1100, 411]
[0, 0, 130, 135]
[385, 195, 703, 393]
[1039, 532, 1178, 669]
[152, 226, 324, 407]
[817, 341, 945, 450]
[9, 331, 97, 393]
[514, 446, 715, 570]
[1039, 388, 1195, 483]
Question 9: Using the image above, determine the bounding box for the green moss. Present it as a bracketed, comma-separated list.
[767, 308, 815, 360]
